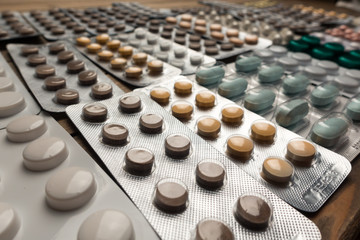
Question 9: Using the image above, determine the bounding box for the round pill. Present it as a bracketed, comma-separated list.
[160, 41, 171, 51]
[174, 80, 192, 95]
[27, 54, 46, 66]
[171, 101, 193, 120]
[222, 105, 244, 124]
[221, 43, 234, 51]
[139, 113, 163, 134]
[150, 87, 170, 105]
[269, 45, 288, 57]
[196, 160, 225, 190]
[45, 167, 97, 211]
[35, 64, 55, 79]
[154, 179, 188, 213]
[0, 77, 14, 92]
[174, 48, 186, 58]
[125, 66, 142, 78]
[119, 95, 141, 113]
[227, 135, 253, 160]
[91, 82, 112, 100]
[78, 70, 97, 85]
[77, 209, 135, 240]
[106, 39, 121, 51]
[76, 36, 91, 46]
[132, 52, 148, 65]
[67, 59, 85, 73]
[317, 60, 339, 75]
[190, 55, 202, 66]
[44, 76, 66, 91]
[304, 66, 327, 81]
[229, 37, 244, 47]
[101, 123, 128, 146]
[210, 24, 221, 32]
[194, 26, 207, 35]
[55, 88, 79, 105]
[0, 202, 20, 240]
[166, 16, 177, 24]
[119, 46, 133, 57]
[57, 51, 74, 63]
[195, 91, 216, 108]
[278, 57, 299, 72]
[234, 194, 272, 230]
[165, 134, 191, 159]
[0, 91, 26, 117]
[23, 136, 68, 171]
[226, 29, 239, 37]
[245, 34, 258, 45]
[262, 157, 294, 184]
[82, 103, 108, 122]
[197, 117, 221, 138]
[286, 139, 316, 167]
[196, 219, 234, 240]
[251, 121, 276, 143]
[110, 58, 127, 70]
[95, 33, 110, 44]
[21, 45, 38, 56]
[205, 47, 219, 56]
[86, 43, 102, 54]
[179, 21, 191, 29]
[345, 69, 360, 81]
[291, 52, 311, 65]
[125, 147, 154, 176]
[211, 31, 224, 41]
[97, 50, 113, 62]
[6, 115, 47, 142]
[181, 14, 192, 22]
[334, 76, 359, 93]
[189, 35, 201, 42]
[147, 60, 163, 73]
[48, 42, 65, 54]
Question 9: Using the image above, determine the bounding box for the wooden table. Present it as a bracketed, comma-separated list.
[1, 1, 360, 239]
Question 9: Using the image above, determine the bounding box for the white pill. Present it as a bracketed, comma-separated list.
[0, 92, 26, 117]
[135, 30, 146, 39]
[278, 57, 299, 71]
[155, 52, 169, 62]
[6, 115, 47, 142]
[118, 34, 128, 42]
[23, 137, 68, 171]
[190, 55, 203, 66]
[0, 66, 5, 77]
[334, 76, 359, 93]
[345, 69, 360, 81]
[304, 66, 327, 81]
[254, 49, 274, 61]
[174, 48, 186, 58]
[160, 41, 171, 51]
[291, 53, 312, 65]
[170, 59, 185, 69]
[0, 77, 14, 92]
[269, 45, 288, 57]
[0, 202, 20, 240]
[147, 35, 157, 45]
[317, 60, 339, 75]
[45, 167, 97, 211]
[78, 209, 135, 240]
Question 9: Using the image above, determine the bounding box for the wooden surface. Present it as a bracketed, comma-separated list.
[1, 0, 360, 239]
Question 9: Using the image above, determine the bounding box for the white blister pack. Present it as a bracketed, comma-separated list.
[0, 53, 41, 129]
[138, 76, 351, 212]
[66, 91, 321, 239]
[7, 41, 124, 113]
[0, 112, 159, 240]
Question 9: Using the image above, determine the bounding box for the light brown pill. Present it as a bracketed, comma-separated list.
[76, 36, 91, 46]
[245, 34, 258, 45]
[195, 19, 206, 26]
[174, 80, 192, 95]
[195, 91, 215, 108]
[286, 139, 316, 167]
[150, 87, 170, 105]
[132, 52, 148, 65]
[227, 135, 253, 160]
[211, 31, 224, 40]
[262, 157, 294, 184]
[119, 95, 141, 113]
[95, 33, 110, 44]
[106, 39, 121, 50]
[226, 29, 239, 37]
[181, 14, 192, 22]
[110, 57, 127, 69]
[147, 60, 163, 73]
[229, 37, 244, 47]
[251, 121, 276, 143]
[197, 117, 221, 138]
[166, 16, 177, 24]
[86, 43, 102, 54]
[172, 102, 193, 119]
[97, 50, 113, 61]
[119, 46, 133, 57]
[179, 21, 191, 29]
[221, 106, 243, 124]
[125, 66, 142, 78]
[194, 26, 207, 35]
[210, 24, 222, 32]
[82, 103, 108, 122]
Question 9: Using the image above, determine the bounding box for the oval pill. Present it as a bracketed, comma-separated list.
[218, 78, 248, 99]
[0, 202, 20, 240]
[282, 74, 309, 95]
[346, 97, 360, 121]
[310, 84, 339, 107]
[6, 115, 47, 142]
[310, 117, 349, 147]
[244, 88, 276, 112]
[195, 66, 225, 86]
[275, 99, 309, 127]
[258, 66, 284, 83]
[0, 91, 26, 117]
[235, 56, 261, 73]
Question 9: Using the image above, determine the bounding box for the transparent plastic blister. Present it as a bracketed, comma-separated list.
[138, 76, 351, 211]
[73, 34, 182, 87]
[0, 53, 41, 129]
[7, 41, 124, 113]
[66, 91, 321, 239]
[311, 32, 360, 51]
[0, 112, 159, 240]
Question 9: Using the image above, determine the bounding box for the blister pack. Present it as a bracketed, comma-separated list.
[23, 9, 90, 41]
[312, 27, 360, 51]
[0, 53, 41, 129]
[7, 41, 124, 113]
[112, 2, 172, 20]
[138, 76, 351, 211]
[0, 11, 39, 43]
[73, 34, 182, 87]
[0, 112, 159, 239]
[66, 91, 321, 239]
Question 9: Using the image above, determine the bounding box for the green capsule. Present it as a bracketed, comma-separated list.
[218, 78, 248, 99]
[235, 56, 261, 73]
[282, 74, 309, 95]
[258, 66, 284, 83]
[311, 117, 349, 147]
[310, 84, 339, 107]
[346, 97, 360, 121]
[244, 88, 276, 112]
[276, 99, 309, 127]
[196, 66, 225, 86]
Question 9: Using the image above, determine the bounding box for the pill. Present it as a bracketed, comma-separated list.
[269, 45, 288, 57]
[317, 60, 339, 75]
[304, 66, 327, 81]
[6, 115, 47, 142]
[190, 55, 202, 66]
[35, 64, 55, 79]
[171, 101, 193, 120]
[110, 57, 127, 70]
[154, 179, 188, 213]
[197, 117, 221, 138]
[227, 135, 253, 160]
[278, 57, 299, 72]
[235, 56, 261, 73]
[119, 46, 133, 57]
[27, 54, 46, 66]
[77, 209, 135, 240]
[282, 74, 309, 95]
[125, 147, 154, 176]
[195, 65, 225, 86]
[0, 77, 14, 92]
[86, 43, 102, 54]
[310, 84, 339, 107]
[132, 52, 148, 65]
[291, 52, 312, 65]
[262, 157, 294, 184]
[334, 76, 359, 93]
[139, 113, 163, 134]
[125, 66, 142, 78]
[218, 78, 248, 99]
[0, 91, 26, 117]
[147, 60, 163, 73]
[244, 34, 258, 45]
[310, 117, 349, 147]
[159, 41, 171, 51]
[234, 194, 272, 230]
[48, 42, 65, 54]
[229, 37, 244, 47]
[165, 134, 191, 159]
[253, 49, 274, 62]
[345, 69, 360, 81]
[195, 91, 216, 108]
[76, 36, 91, 46]
[82, 103, 108, 122]
[95, 33, 110, 44]
[174, 80, 192, 95]
[195, 219, 234, 240]
[0, 67, 5, 77]
[276, 99, 309, 127]
[67, 59, 85, 73]
[286, 139, 316, 167]
[0, 202, 20, 240]
[78, 70, 97, 86]
[55, 88, 79, 105]
[150, 87, 170, 105]
[119, 95, 141, 113]
[251, 120, 276, 143]
[258, 66, 284, 83]
[244, 88, 276, 112]
[57, 51, 74, 63]
[100, 123, 128, 146]
[196, 160, 225, 190]
[346, 97, 360, 121]
[23, 136, 68, 171]
[91, 82, 113, 100]
[221, 105, 244, 125]
[21, 45, 39, 56]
